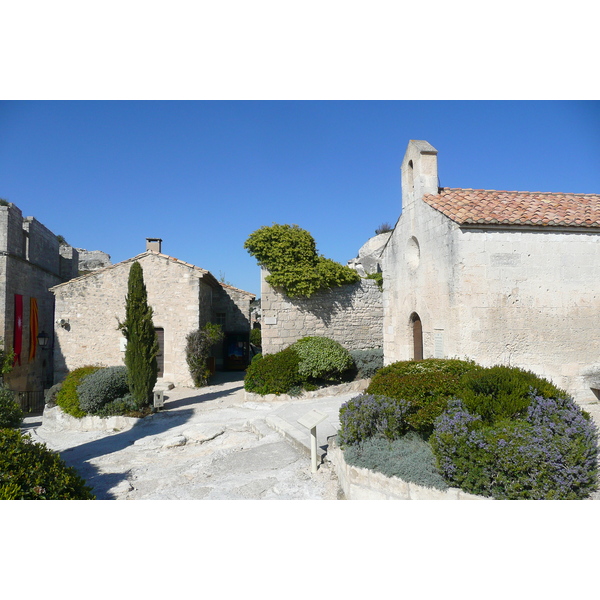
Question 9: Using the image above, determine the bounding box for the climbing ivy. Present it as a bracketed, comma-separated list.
[244, 224, 360, 298]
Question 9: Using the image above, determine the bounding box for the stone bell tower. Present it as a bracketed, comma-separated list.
[400, 140, 439, 213]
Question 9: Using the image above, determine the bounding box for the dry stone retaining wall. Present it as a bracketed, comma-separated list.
[261, 270, 383, 354]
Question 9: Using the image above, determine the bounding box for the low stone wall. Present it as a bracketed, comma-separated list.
[42, 405, 141, 432]
[327, 437, 489, 500]
[244, 378, 370, 403]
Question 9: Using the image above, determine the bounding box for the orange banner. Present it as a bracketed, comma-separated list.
[29, 297, 38, 361]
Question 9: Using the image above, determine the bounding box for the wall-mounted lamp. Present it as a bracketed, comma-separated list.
[37, 331, 49, 348]
[56, 318, 70, 329]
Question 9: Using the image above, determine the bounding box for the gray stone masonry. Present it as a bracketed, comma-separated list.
[261, 269, 383, 354]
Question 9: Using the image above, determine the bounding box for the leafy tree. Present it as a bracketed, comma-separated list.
[244, 223, 359, 297]
[118, 262, 158, 406]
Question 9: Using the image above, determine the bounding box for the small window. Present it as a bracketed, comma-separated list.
[215, 313, 226, 328]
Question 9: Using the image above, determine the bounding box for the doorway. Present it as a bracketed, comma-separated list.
[155, 328, 164, 377]
[410, 313, 423, 361]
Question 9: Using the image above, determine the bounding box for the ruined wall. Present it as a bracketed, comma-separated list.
[261, 269, 383, 354]
[52, 253, 211, 387]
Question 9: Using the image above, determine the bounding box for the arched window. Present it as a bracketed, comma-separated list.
[410, 313, 423, 360]
[407, 160, 415, 193]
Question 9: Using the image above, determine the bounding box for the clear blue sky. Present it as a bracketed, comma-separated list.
[1, 100, 599, 297]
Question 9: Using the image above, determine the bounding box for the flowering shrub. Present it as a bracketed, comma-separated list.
[338, 394, 412, 446]
[459, 365, 567, 424]
[430, 396, 599, 499]
[366, 359, 479, 436]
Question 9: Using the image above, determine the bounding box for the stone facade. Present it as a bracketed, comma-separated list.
[260, 269, 383, 354]
[382, 140, 600, 404]
[0, 203, 78, 392]
[51, 250, 254, 387]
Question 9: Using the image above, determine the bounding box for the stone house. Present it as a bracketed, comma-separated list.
[382, 140, 600, 404]
[0, 203, 79, 406]
[51, 239, 255, 387]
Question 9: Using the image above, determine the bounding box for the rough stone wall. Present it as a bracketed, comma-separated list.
[212, 284, 254, 332]
[52, 252, 211, 387]
[261, 269, 383, 354]
[382, 188, 600, 405]
[76, 248, 111, 273]
[0, 204, 74, 392]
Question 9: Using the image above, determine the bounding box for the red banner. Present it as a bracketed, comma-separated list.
[13, 294, 23, 366]
[29, 297, 38, 362]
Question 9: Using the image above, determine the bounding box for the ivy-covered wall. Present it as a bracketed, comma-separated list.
[260, 269, 383, 354]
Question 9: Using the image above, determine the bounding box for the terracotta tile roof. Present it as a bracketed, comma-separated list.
[423, 188, 600, 228]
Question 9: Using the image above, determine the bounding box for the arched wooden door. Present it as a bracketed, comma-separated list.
[411, 313, 423, 361]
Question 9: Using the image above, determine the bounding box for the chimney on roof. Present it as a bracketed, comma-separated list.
[401, 140, 438, 213]
[146, 238, 162, 253]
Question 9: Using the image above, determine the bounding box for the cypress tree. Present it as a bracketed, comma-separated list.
[118, 261, 158, 406]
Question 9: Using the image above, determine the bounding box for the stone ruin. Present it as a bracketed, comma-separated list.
[347, 231, 392, 276]
[75, 248, 112, 275]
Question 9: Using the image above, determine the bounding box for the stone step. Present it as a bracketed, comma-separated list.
[154, 381, 174, 392]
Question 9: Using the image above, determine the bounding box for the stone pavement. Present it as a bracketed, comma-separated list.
[22, 372, 354, 500]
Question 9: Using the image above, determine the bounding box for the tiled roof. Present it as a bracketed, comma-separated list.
[423, 188, 600, 228]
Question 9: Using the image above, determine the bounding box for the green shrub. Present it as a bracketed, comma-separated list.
[77, 366, 130, 414]
[0, 429, 95, 499]
[366, 359, 479, 436]
[44, 382, 63, 407]
[349, 348, 384, 379]
[375, 358, 480, 380]
[250, 328, 262, 347]
[0, 387, 23, 429]
[55, 366, 101, 418]
[244, 223, 360, 298]
[431, 395, 599, 499]
[244, 347, 303, 395]
[343, 432, 448, 490]
[365, 272, 383, 291]
[458, 365, 567, 425]
[185, 323, 224, 387]
[290, 336, 354, 382]
[94, 394, 139, 417]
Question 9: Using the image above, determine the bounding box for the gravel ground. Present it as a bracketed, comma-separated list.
[23, 373, 343, 500]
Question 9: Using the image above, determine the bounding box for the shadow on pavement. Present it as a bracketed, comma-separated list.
[164, 371, 246, 410]
[58, 407, 195, 499]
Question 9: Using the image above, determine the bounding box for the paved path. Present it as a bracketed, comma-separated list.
[24, 373, 350, 500]
[22, 373, 600, 501]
